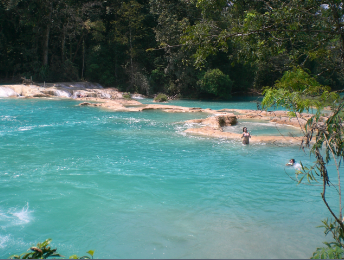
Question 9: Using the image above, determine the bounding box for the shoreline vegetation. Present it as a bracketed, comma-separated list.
[0, 82, 321, 145]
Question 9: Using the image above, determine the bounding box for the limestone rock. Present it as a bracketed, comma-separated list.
[217, 115, 237, 126]
[185, 126, 304, 144]
[185, 114, 237, 129]
[79, 102, 93, 106]
[33, 93, 50, 97]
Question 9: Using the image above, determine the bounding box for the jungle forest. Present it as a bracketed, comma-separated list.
[1, 0, 343, 99]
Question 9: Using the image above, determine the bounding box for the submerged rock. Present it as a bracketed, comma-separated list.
[33, 93, 51, 97]
[79, 102, 93, 106]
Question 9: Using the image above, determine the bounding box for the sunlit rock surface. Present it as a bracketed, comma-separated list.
[0, 86, 19, 97]
[0, 82, 121, 99]
[184, 126, 305, 144]
[0, 82, 329, 144]
[185, 114, 237, 129]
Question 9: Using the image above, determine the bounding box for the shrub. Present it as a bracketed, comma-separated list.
[197, 69, 233, 99]
[154, 93, 168, 102]
[122, 92, 131, 100]
[9, 239, 94, 259]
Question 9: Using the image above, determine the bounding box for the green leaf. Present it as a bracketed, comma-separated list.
[86, 250, 95, 257]
[40, 238, 52, 248]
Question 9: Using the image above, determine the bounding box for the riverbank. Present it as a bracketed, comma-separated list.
[0, 82, 319, 144]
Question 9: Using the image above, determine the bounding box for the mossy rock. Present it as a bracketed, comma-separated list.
[122, 92, 131, 100]
[154, 93, 168, 102]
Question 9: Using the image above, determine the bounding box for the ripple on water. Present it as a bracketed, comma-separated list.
[0, 98, 334, 259]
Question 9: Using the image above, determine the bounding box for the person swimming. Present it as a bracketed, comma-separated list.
[286, 159, 301, 170]
[286, 159, 295, 166]
[241, 127, 251, 144]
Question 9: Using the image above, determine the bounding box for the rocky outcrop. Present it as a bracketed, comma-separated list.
[270, 117, 307, 128]
[185, 126, 304, 144]
[185, 114, 237, 129]
[0, 84, 43, 97]
[0, 82, 122, 99]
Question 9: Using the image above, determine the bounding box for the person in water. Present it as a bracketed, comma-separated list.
[241, 127, 251, 144]
[286, 159, 295, 166]
[286, 159, 301, 170]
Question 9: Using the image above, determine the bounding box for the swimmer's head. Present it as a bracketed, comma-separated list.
[290, 159, 295, 163]
[243, 127, 247, 132]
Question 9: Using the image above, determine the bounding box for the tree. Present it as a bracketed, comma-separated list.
[197, 68, 233, 99]
[113, 0, 146, 91]
[262, 67, 344, 258]
[10, 238, 95, 259]
[149, 0, 201, 96]
[181, 0, 344, 90]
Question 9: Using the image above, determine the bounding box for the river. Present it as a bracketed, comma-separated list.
[0, 97, 337, 258]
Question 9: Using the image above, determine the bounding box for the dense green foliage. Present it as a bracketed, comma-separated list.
[2, 0, 342, 98]
[182, 0, 344, 91]
[262, 67, 339, 114]
[197, 68, 233, 99]
[153, 93, 168, 102]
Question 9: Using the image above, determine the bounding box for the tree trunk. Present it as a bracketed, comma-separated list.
[129, 27, 133, 88]
[330, 3, 344, 63]
[43, 3, 52, 66]
[115, 49, 118, 84]
[69, 35, 73, 60]
[82, 39, 85, 79]
[72, 31, 85, 63]
[61, 26, 66, 63]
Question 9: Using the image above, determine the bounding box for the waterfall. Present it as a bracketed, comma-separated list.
[0, 87, 19, 97]
[55, 89, 72, 98]
[132, 94, 145, 99]
[72, 82, 103, 89]
[100, 92, 111, 99]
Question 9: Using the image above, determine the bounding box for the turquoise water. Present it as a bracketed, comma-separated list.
[139, 97, 263, 110]
[223, 119, 303, 137]
[0, 98, 339, 259]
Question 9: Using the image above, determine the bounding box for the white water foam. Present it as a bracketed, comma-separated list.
[55, 89, 72, 98]
[0, 235, 10, 249]
[0, 203, 33, 228]
[12, 204, 32, 225]
[18, 126, 34, 131]
[100, 92, 111, 99]
[0, 87, 18, 97]
[131, 94, 145, 99]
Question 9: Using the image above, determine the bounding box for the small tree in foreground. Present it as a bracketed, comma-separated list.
[10, 239, 94, 259]
[262, 67, 344, 259]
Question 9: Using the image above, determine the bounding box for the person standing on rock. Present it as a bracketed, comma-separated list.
[241, 127, 251, 144]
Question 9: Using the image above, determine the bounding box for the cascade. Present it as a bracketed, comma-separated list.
[0, 87, 18, 97]
[54, 89, 72, 98]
